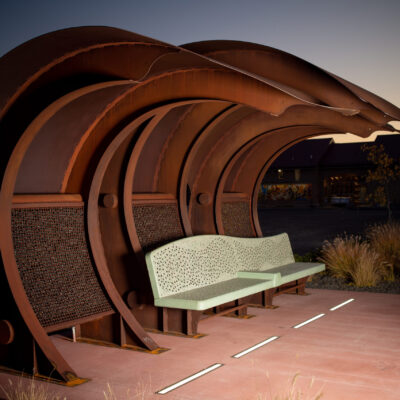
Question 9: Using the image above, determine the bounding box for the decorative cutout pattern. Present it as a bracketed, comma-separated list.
[132, 203, 184, 252]
[231, 234, 295, 271]
[11, 207, 113, 328]
[221, 201, 254, 237]
[147, 233, 294, 298]
[150, 236, 239, 297]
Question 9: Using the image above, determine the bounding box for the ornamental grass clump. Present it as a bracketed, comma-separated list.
[1, 378, 66, 400]
[366, 221, 400, 281]
[319, 235, 384, 287]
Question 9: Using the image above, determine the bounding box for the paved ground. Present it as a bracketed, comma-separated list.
[258, 207, 400, 255]
[1, 289, 399, 400]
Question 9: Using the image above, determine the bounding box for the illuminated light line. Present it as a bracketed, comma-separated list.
[330, 298, 355, 311]
[232, 336, 279, 359]
[157, 363, 223, 395]
[293, 313, 325, 329]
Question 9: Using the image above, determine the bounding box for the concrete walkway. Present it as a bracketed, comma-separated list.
[1, 289, 399, 399]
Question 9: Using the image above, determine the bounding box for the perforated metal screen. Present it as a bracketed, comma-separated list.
[132, 203, 184, 252]
[221, 201, 254, 237]
[11, 207, 113, 328]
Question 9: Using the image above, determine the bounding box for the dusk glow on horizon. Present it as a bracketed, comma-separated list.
[1, 0, 399, 125]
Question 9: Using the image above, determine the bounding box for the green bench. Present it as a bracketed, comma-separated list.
[145, 233, 325, 335]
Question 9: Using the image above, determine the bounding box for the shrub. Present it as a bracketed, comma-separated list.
[294, 249, 321, 263]
[319, 235, 385, 287]
[366, 221, 400, 281]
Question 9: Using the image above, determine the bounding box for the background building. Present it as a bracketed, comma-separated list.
[261, 134, 400, 208]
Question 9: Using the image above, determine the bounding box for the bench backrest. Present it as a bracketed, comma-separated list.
[231, 233, 295, 272]
[145, 233, 294, 299]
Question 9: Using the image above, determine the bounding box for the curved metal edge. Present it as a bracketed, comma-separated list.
[0, 89, 105, 383]
[250, 131, 338, 236]
[179, 104, 240, 235]
[87, 113, 161, 351]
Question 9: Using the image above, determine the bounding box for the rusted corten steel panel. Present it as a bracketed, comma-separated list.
[0, 26, 399, 382]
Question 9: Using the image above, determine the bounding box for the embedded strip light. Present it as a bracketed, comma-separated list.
[293, 313, 325, 329]
[232, 336, 279, 359]
[330, 298, 355, 311]
[157, 363, 223, 395]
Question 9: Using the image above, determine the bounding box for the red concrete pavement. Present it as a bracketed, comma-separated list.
[1, 289, 399, 399]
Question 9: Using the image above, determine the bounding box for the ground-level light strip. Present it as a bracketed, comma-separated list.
[157, 298, 355, 394]
[232, 336, 279, 359]
[156, 363, 224, 394]
[329, 298, 355, 311]
[293, 313, 325, 329]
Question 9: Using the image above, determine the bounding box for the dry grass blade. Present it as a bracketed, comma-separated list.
[257, 372, 323, 400]
[103, 378, 152, 400]
[319, 235, 385, 287]
[0, 378, 67, 400]
[366, 221, 400, 280]
[103, 383, 118, 400]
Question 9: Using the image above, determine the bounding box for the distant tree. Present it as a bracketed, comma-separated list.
[362, 143, 400, 221]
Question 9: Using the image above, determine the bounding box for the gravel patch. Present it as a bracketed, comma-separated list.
[306, 272, 400, 294]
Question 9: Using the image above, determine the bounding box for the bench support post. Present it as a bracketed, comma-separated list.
[235, 299, 247, 317]
[296, 277, 309, 295]
[162, 307, 169, 333]
[160, 308, 200, 336]
[184, 310, 200, 336]
[262, 288, 277, 308]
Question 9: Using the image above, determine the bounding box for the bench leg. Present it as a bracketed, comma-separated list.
[262, 288, 278, 309]
[296, 277, 309, 295]
[213, 306, 221, 315]
[162, 308, 201, 336]
[162, 307, 169, 333]
[184, 310, 200, 336]
[235, 299, 247, 317]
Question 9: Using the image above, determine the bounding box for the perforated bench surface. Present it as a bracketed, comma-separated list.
[154, 277, 274, 310]
[145, 234, 325, 311]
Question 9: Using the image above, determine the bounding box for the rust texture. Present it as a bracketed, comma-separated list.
[132, 203, 184, 252]
[221, 202, 254, 237]
[11, 206, 113, 328]
[0, 26, 399, 383]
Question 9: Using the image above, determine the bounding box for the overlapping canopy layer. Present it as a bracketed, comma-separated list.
[0, 27, 398, 384]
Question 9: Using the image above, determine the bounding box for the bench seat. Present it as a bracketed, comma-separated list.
[145, 233, 325, 335]
[238, 262, 325, 285]
[154, 277, 275, 311]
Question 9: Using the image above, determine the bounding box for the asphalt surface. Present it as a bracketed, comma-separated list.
[258, 206, 400, 255]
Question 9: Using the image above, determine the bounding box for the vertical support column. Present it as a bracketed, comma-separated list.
[296, 277, 309, 295]
[235, 299, 247, 317]
[184, 310, 200, 336]
[162, 308, 169, 333]
[262, 289, 277, 309]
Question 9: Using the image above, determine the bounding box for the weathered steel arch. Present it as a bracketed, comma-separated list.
[1, 26, 399, 383]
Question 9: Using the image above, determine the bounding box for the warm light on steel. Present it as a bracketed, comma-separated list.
[1, 26, 399, 384]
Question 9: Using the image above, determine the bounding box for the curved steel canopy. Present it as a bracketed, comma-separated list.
[0, 26, 398, 383]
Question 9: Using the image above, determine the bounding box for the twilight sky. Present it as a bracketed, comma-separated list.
[0, 0, 399, 140]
